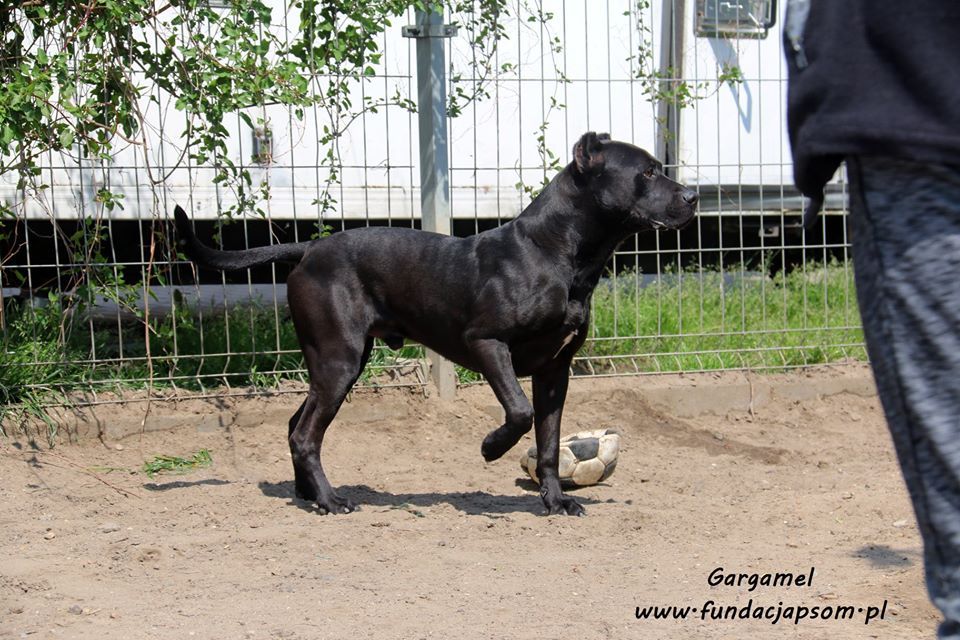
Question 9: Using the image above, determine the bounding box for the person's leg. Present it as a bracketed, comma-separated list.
[848, 155, 960, 638]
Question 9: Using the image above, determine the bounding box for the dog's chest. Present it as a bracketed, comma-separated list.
[553, 329, 579, 358]
[511, 293, 589, 372]
[551, 299, 588, 357]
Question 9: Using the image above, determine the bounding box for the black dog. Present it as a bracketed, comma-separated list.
[173, 132, 697, 516]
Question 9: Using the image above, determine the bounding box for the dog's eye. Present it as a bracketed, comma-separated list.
[643, 167, 657, 179]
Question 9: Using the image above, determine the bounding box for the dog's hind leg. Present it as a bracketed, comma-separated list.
[287, 400, 311, 500]
[287, 272, 373, 514]
[288, 336, 372, 513]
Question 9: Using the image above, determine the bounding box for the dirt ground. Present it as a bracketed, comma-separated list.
[0, 366, 941, 639]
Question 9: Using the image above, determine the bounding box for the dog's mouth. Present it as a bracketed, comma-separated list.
[636, 215, 680, 232]
[675, 211, 696, 231]
[644, 209, 696, 232]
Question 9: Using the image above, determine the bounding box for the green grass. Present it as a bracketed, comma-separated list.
[1, 261, 867, 423]
[147, 300, 305, 389]
[142, 449, 213, 478]
[583, 261, 864, 372]
[0, 297, 87, 441]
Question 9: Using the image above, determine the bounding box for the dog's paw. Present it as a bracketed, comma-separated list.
[318, 503, 358, 515]
[544, 496, 586, 517]
[316, 494, 358, 515]
[481, 435, 505, 462]
[481, 427, 519, 462]
[294, 485, 317, 502]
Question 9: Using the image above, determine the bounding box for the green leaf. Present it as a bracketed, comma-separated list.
[58, 128, 74, 149]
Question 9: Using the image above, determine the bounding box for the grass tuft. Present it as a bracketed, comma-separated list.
[142, 449, 213, 478]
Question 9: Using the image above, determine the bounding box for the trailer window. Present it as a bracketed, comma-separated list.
[695, 0, 777, 39]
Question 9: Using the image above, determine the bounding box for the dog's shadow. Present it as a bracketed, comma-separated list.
[257, 480, 606, 517]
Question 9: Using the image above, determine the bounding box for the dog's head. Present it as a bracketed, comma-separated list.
[570, 132, 698, 231]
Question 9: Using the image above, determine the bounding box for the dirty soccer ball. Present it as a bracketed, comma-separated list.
[519, 429, 620, 488]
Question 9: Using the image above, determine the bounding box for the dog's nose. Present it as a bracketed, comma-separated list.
[682, 189, 699, 206]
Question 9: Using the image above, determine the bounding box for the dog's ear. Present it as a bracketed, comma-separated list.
[573, 131, 606, 175]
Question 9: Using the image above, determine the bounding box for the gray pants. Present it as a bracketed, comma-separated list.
[848, 156, 960, 638]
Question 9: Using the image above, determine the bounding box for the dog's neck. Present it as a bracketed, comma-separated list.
[515, 169, 633, 296]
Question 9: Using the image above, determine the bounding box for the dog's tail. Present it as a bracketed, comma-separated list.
[173, 205, 310, 271]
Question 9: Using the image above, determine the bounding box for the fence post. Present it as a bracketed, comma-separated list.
[403, 9, 458, 400]
[656, 0, 684, 181]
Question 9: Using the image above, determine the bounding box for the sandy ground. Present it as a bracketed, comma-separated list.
[0, 366, 941, 639]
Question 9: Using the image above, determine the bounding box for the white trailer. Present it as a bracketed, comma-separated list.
[6, 1, 844, 225]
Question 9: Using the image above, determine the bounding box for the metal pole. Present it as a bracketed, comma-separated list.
[656, 0, 684, 180]
[404, 9, 458, 400]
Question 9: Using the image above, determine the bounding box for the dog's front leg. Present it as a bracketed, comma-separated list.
[532, 361, 585, 516]
[468, 338, 535, 462]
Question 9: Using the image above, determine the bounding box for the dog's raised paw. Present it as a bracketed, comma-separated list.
[481, 427, 521, 462]
[481, 437, 502, 462]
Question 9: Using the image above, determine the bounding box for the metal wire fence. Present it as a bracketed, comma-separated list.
[0, 0, 865, 408]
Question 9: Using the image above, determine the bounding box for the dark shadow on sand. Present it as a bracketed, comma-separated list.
[852, 544, 918, 569]
[143, 478, 232, 492]
[257, 480, 609, 516]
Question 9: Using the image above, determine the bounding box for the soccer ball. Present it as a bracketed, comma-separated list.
[519, 429, 620, 488]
